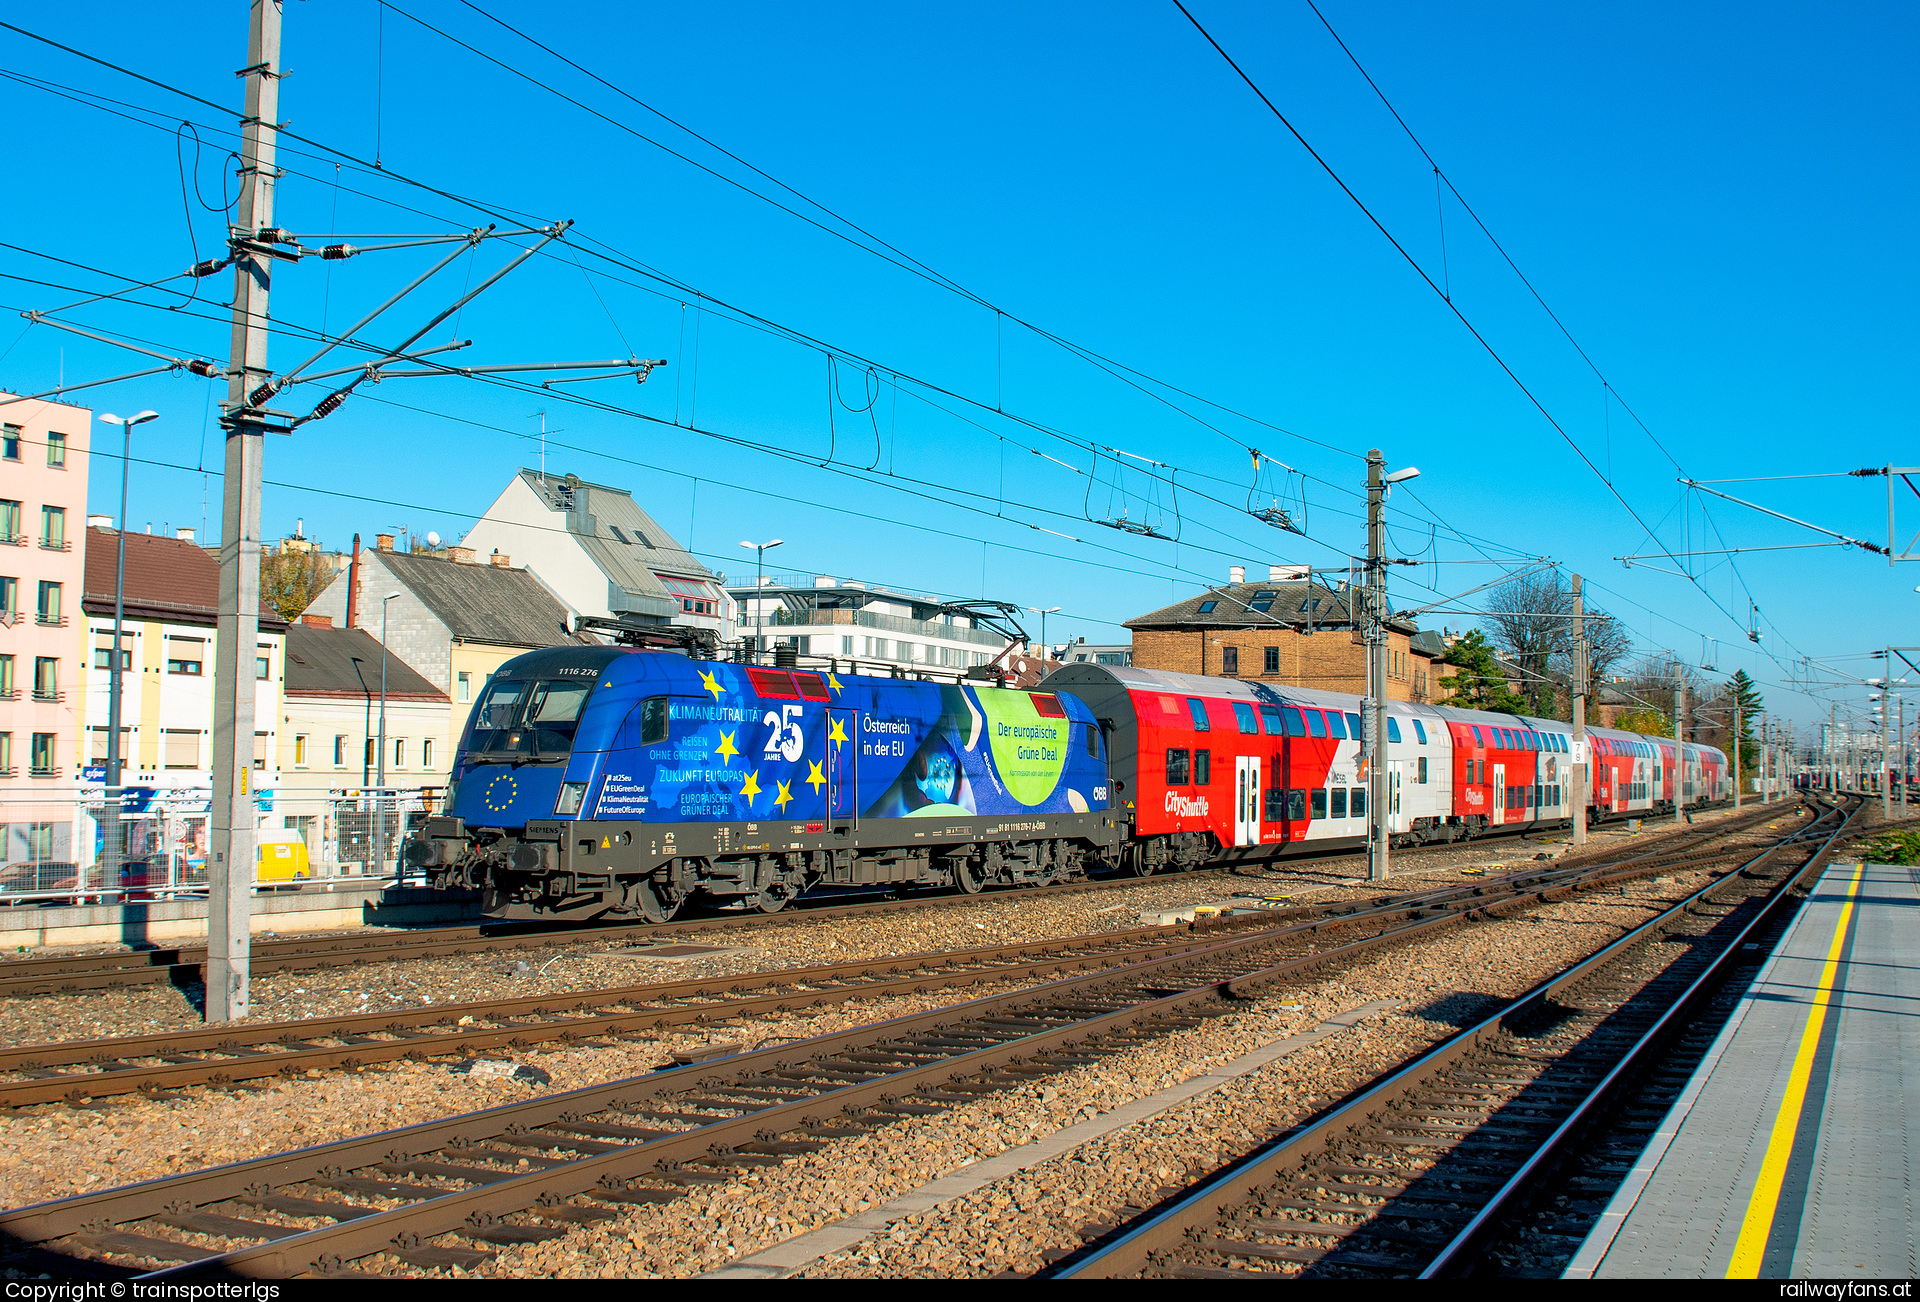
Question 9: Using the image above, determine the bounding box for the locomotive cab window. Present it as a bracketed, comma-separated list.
[639, 697, 669, 746]
[1084, 722, 1100, 757]
[1165, 748, 1191, 785]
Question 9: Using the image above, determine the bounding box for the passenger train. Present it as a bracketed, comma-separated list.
[405, 647, 1729, 922]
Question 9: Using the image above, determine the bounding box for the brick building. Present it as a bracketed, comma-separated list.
[1123, 572, 1452, 703]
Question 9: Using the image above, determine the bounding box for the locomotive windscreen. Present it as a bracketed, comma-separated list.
[464, 677, 595, 760]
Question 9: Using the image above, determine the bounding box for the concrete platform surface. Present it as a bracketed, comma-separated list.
[0, 882, 482, 949]
[1569, 858, 1918, 1279]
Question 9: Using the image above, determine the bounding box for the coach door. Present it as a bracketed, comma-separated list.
[1235, 756, 1261, 847]
[1492, 764, 1507, 823]
[828, 708, 858, 827]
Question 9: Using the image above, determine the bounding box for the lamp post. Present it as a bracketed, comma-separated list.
[1026, 607, 1061, 662]
[377, 590, 399, 878]
[96, 411, 158, 893]
[1366, 453, 1420, 882]
[739, 539, 783, 663]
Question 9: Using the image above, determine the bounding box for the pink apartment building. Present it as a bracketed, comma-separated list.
[0, 398, 89, 871]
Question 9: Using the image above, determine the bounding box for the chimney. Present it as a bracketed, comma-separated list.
[176, 527, 195, 542]
[301, 614, 333, 628]
[347, 533, 361, 630]
[88, 514, 112, 529]
[1229, 566, 1245, 585]
[294, 518, 304, 539]
[447, 545, 476, 564]
[375, 533, 395, 553]
[489, 550, 511, 568]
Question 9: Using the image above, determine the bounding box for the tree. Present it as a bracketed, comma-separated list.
[1440, 630, 1529, 713]
[1481, 570, 1635, 720]
[1699, 669, 1764, 779]
[1614, 706, 1672, 737]
[261, 544, 333, 622]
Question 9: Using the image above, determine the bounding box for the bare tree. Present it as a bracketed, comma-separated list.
[1481, 571, 1637, 720]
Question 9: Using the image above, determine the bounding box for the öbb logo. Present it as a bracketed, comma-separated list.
[1164, 792, 1209, 817]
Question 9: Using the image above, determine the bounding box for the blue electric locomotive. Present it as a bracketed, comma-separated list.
[408, 646, 1120, 920]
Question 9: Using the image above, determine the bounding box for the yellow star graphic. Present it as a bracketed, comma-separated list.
[806, 760, 826, 793]
[828, 717, 848, 744]
[699, 669, 724, 701]
[827, 672, 844, 696]
[739, 769, 762, 807]
[714, 730, 739, 766]
[774, 779, 794, 812]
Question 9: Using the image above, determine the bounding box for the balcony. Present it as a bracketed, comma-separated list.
[0, 533, 24, 546]
[30, 689, 62, 703]
[28, 765, 59, 779]
[34, 613, 67, 627]
[766, 607, 1009, 648]
[0, 611, 18, 627]
[0, 690, 15, 701]
[38, 538, 70, 552]
[0, 767, 13, 778]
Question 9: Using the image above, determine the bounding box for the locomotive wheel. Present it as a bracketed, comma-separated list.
[1126, 845, 1153, 877]
[754, 883, 791, 913]
[954, 858, 986, 893]
[631, 879, 681, 924]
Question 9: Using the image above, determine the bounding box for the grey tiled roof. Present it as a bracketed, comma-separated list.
[1124, 581, 1359, 630]
[284, 625, 445, 699]
[520, 470, 718, 618]
[380, 549, 584, 648]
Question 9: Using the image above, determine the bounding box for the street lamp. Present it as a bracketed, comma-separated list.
[377, 591, 400, 879]
[739, 539, 783, 662]
[1026, 607, 1061, 661]
[96, 410, 158, 890]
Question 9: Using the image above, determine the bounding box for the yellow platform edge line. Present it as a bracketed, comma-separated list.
[1724, 861, 1866, 1278]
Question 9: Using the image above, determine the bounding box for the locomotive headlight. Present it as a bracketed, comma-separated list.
[555, 781, 588, 816]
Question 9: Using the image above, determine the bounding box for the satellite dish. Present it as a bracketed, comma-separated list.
[425, 531, 441, 548]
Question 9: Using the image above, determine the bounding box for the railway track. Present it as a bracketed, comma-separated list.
[0, 805, 1806, 1110]
[0, 802, 1819, 1278]
[1047, 795, 1861, 1279]
[0, 801, 1792, 1000]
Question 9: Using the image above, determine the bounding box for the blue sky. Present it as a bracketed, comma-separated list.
[1, 1, 1913, 733]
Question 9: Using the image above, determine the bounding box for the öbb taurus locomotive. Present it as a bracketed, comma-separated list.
[407, 649, 1729, 922]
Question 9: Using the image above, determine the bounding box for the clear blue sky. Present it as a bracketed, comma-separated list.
[1, 1, 1913, 735]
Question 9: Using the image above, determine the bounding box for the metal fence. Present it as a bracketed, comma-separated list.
[0, 785, 441, 906]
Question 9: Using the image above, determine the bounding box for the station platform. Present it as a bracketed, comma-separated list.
[1568, 857, 1919, 1278]
[0, 882, 481, 949]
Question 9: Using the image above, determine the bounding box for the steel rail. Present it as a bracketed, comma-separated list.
[0, 800, 1790, 999]
[1049, 797, 1856, 1279]
[0, 813, 1783, 1279]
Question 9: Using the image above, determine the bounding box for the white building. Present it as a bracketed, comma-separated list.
[460, 469, 732, 642]
[728, 575, 1022, 673]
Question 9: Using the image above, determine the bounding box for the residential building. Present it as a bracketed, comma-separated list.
[1059, 640, 1133, 668]
[277, 620, 449, 871]
[0, 399, 89, 869]
[302, 533, 588, 720]
[727, 574, 1021, 673]
[460, 469, 732, 641]
[1124, 566, 1434, 702]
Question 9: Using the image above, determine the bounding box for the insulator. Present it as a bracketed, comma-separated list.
[321, 244, 355, 260]
[248, 381, 277, 407]
[187, 359, 220, 378]
[258, 227, 295, 245]
[187, 259, 226, 278]
[311, 392, 345, 420]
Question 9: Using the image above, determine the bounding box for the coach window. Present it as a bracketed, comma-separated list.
[1418, 756, 1429, 784]
[1282, 707, 1307, 737]
[1165, 748, 1190, 786]
[1346, 712, 1361, 737]
[1386, 717, 1402, 743]
[1259, 705, 1284, 736]
[1304, 709, 1327, 739]
[1411, 719, 1427, 744]
[1329, 788, 1348, 818]
[1325, 710, 1347, 739]
[1286, 788, 1307, 821]
[1233, 702, 1259, 735]
[1194, 748, 1211, 785]
[1310, 788, 1328, 819]
[1187, 698, 1211, 732]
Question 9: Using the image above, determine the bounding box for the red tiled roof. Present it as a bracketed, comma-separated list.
[82, 527, 286, 629]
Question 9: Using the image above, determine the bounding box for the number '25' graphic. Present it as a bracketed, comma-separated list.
[762, 705, 805, 762]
